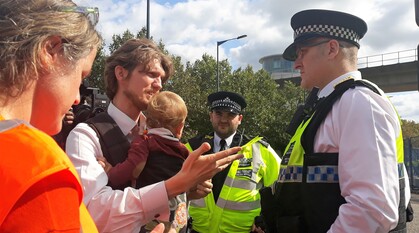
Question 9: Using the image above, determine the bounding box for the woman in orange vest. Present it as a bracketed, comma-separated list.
[0, 0, 101, 232]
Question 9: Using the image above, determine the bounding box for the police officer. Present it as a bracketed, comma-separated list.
[186, 91, 281, 233]
[269, 9, 411, 233]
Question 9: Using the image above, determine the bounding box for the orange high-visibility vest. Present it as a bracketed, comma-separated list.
[0, 116, 97, 232]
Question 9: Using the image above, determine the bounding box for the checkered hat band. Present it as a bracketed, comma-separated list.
[294, 24, 360, 43]
[211, 97, 241, 112]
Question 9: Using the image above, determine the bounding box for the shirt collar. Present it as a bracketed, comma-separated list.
[107, 102, 138, 136]
[214, 132, 236, 148]
[318, 71, 362, 98]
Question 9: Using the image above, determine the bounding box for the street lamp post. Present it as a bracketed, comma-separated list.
[216, 34, 247, 91]
[146, 0, 150, 39]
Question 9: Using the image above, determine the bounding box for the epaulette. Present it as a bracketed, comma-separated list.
[204, 134, 214, 140]
[258, 138, 270, 148]
[242, 134, 270, 148]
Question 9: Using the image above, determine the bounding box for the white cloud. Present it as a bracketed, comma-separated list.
[75, 0, 419, 122]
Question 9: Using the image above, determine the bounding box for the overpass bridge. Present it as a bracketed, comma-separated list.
[273, 49, 418, 93]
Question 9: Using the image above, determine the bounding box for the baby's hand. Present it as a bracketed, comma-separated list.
[97, 156, 112, 174]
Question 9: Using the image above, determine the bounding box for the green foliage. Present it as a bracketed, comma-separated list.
[88, 42, 106, 91]
[401, 119, 419, 139]
[109, 30, 135, 54]
[88, 28, 308, 153]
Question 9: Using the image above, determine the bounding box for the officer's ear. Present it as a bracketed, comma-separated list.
[326, 40, 340, 59]
[238, 114, 243, 123]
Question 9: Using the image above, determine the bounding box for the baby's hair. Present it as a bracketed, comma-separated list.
[146, 91, 187, 133]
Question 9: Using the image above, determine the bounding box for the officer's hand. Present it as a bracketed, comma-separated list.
[187, 179, 213, 200]
[251, 224, 265, 233]
[251, 216, 267, 233]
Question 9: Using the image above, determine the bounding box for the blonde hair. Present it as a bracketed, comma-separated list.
[0, 0, 102, 98]
[146, 91, 187, 133]
[104, 38, 174, 100]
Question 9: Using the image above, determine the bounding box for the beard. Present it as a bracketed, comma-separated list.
[214, 124, 237, 139]
[123, 88, 148, 111]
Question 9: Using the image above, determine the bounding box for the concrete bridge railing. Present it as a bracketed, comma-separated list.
[272, 48, 419, 93]
[358, 48, 417, 68]
[273, 48, 418, 79]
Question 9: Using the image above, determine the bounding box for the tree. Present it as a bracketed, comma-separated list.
[88, 42, 106, 91]
[165, 54, 217, 140]
[401, 119, 419, 139]
[108, 30, 135, 54]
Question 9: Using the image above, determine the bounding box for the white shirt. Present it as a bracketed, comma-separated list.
[66, 102, 170, 233]
[316, 71, 410, 233]
[213, 133, 235, 152]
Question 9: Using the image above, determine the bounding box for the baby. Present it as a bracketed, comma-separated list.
[103, 91, 189, 233]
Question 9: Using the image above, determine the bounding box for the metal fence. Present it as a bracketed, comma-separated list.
[358, 48, 417, 69]
[405, 136, 419, 190]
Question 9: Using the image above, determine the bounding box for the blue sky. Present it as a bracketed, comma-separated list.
[75, 0, 419, 122]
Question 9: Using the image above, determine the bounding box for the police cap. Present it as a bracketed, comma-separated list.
[283, 9, 367, 61]
[208, 91, 247, 115]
